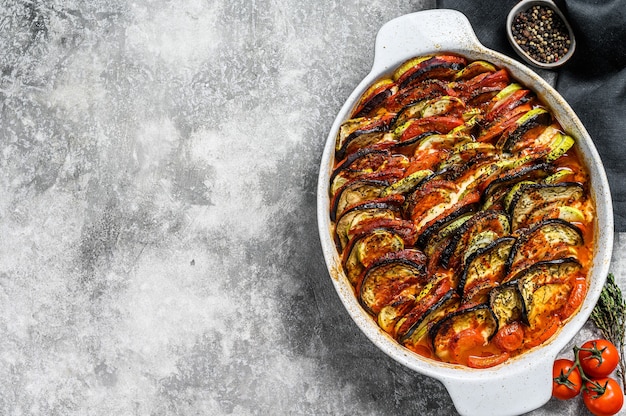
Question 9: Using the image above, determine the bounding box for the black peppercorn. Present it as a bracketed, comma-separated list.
[511, 5, 571, 64]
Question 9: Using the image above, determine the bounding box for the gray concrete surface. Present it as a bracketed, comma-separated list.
[0, 1, 623, 415]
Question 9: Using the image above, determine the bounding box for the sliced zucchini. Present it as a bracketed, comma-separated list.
[558, 206, 585, 222]
[453, 60, 496, 80]
[489, 280, 524, 329]
[420, 96, 465, 118]
[419, 206, 477, 250]
[544, 133, 575, 163]
[430, 304, 499, 364]
[393, 56, 433, 82]
[508, 182, 585, 230]
[423, 212, 474, 258]
[460, 237, 516, 304]
[359, 256, 428, 315]
[493, 83, 522, 102]
[543, 168, 575, 185]
[400, 288, 460, 347]
[514, 258, 582, 326]
[393, 100, 428, 127]
[380, 169, 433, 197]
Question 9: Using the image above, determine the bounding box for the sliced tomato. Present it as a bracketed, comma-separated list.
[493, 321, 524, 352]
[467, 351, 510, 369]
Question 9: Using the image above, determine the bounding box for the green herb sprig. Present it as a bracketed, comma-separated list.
[590, 273, 626, 388]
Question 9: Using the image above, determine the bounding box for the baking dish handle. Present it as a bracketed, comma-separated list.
[372, 9, 484, 73]
[440, 352, 554, 416]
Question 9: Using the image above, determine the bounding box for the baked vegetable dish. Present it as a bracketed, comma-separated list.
[329, 54, 595, 368]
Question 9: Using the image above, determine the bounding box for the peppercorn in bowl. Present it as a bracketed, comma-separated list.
[506, 0, 576, 69]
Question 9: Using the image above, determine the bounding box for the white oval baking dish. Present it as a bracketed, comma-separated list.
[317, 9, 613, 416]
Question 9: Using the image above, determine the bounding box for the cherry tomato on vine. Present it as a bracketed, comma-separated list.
[582, 377, 624, 416]
[578, 339, 620, 378]
[552, 358, 582, 400]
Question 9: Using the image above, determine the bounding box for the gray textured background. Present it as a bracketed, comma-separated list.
[0, 1, 623, 415]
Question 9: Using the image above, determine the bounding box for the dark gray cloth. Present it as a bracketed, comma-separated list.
[437, 0, 626, 231]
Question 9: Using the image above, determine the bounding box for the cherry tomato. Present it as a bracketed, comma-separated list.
[552, 359, 582, 400]
[579, 339, 620, 378]
[582, 377, 624, 416]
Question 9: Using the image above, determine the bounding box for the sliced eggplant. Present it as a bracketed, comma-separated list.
[508, 182, 585, 230]
[359, 255, 428, 315]
[391, 273, 453, 338]
[489, 281, 524, 329]
[346, 217, 419, 251]
[334, 206, 399, 250]
[430, 304, 499, 364]
[459, 236, 516, 305]
[513, 257, 582, 327]
[343, 229, 405, 287]
[331, 179, 388, 221]
[330, 148, 391, 196]
[481, 162, 556, 203]
[440, 210, 510, 270]
[399, 288, 460, 347]
[335, 114, 397, 159]
[506, 218, 583, 276]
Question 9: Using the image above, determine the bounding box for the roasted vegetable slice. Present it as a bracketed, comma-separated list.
[508, 182, 585, 230]
[514, 257, 582, 326]
[400, 288, 460, 351]
[441, 210, 510, 270]
[430, 304, 499, 365]
[394, 55, 467, 89]
[335, 114, 397, 159]
[343, 229, 406, 286]
[499, 108, 552, 153]
[352, 78, 397, 118]
[459, 237, 516, 305]
[359, 254, 428, 315]
[334, 198, 403, 250]
[392, 273, 455, 338]
[453, 60, 496, 80]
[506, 218, 583, 276]
[331, 179, 388, 221]
[489, 281, 524, 329]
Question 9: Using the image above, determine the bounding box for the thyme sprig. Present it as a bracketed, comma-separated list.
[590, 273, 626, 388]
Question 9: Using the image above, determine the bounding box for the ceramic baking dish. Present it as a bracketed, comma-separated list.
[316, 9, 613, 416]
